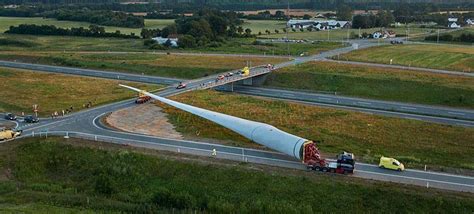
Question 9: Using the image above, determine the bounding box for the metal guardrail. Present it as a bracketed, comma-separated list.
[21, 131, 304, 170]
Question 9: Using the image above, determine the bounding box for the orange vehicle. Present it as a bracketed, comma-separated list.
[135, 91, 151, 104]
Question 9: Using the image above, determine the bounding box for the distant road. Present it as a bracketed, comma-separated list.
[232, 86, 474, 127]
[0, 60, 182, 85]
[324, 59, 474, 77]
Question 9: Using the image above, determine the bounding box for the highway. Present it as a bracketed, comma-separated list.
[324, 59, 474, 77]
[232, 86, 474, 127]
[3, 58, 473, 127]
[2, 40, 474, 193]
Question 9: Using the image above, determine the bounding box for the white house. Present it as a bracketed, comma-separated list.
[152, 36, 178, 47]
[466, 19, 474, 25]
[372, 30, 396, 39]
[288, 19, 351, 30]
[448, 17, 461, 28]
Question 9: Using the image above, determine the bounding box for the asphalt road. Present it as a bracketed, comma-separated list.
[324, 59, 474, 77]
[232, 86, 474, 127]
[2, 39, 474, 193]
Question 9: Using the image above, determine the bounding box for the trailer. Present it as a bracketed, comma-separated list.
[121, 84, 355, 174]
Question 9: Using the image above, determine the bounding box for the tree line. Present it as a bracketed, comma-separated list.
[5, 24, 139, 38]
[142, 9, 252, 49]
[0, 6, 144, 28]
[425, 33, 474, 43]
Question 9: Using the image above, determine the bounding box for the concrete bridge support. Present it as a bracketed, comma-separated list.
[215, 73, 269, 92]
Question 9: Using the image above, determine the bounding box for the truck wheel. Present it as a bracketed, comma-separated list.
[314, 166, 321, 171]
[322, 167, 328, 172]
[397, 168, 402, 172]
[379, 165, 385, 169]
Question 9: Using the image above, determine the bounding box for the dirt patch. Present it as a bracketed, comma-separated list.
[105, 103, 183, 139]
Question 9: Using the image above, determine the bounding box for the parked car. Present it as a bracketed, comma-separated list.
[24, 115, 39, 123]
[4, 113, 16, 120]
[216, 75, 225, 81]
[379, 156, 405, 171]
[225, 72, 234, 77]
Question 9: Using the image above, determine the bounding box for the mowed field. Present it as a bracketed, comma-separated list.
[264, 61, 474, 109]
[0, 17, 174, 35]
[0, 52, 287, 79]
[161, 90, 474, 170]
[0, 67, 160, 116]
[1, 138, 473, 212]
[339, 44, 474, 72]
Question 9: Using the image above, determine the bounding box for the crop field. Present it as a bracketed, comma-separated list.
[0, 17, 174, 35]
[0, 52, 286, 79]
[258, 27, 438, 41]
[0, 67, 160, 116]
[264, 61, 474, 109]
[0, 138, 472, 212]
[339, 44, 474, 72]
[161, 90, 474, 170]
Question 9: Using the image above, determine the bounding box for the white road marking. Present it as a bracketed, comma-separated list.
[318, 97, 332, 101]
[401, 106, 417, 110]
[448, 112, 465, 116]
[357, 102, 372, 105]
[282, 93, 295, 97]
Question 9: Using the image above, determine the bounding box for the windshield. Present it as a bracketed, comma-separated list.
[393, 160, 400, 166]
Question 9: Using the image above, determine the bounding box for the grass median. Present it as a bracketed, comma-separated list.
[0, 137, 472, 213]
[0, 67, 160, 117]
[264, 61, 474, 109]
[159, 90, 474, 171]
[338, 44, 474, 72]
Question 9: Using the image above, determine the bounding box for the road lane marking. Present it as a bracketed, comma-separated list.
[282, 93, 295, 97]
[358, 170, 474, 188]
[401, 106, 417, 110]
[357, 102, 372, 105]
[448, 112, 465, 116]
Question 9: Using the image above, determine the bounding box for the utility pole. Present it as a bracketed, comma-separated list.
[437, 28, 440, 43]
[286, 0, 290, 58]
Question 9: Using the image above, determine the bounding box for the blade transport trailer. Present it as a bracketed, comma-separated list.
[120, 84, 356, 174]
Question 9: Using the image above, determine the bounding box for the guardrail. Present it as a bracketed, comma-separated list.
[22, 131, 304, 170]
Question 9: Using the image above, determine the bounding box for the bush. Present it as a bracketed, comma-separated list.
[143, 39, 157, 46]
[178, 35, 197, 48]
[149, 43, 167, 50]
[206, 41, 222, 48]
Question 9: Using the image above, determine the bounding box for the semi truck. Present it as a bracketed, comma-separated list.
[121, 84, 355, 175]
[0, 128, 22, 141]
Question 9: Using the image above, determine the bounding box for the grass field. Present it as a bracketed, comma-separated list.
[241, 19, 287, 34]
[264, 61, 474, 109]
[0, 138, 473, 212]
[0, 67, 160, 116]
[190, 38, 345, 56]
[0, 17, 174, 35]
[0, 52, 286, 79]
[0, 33, 343, 56]
[258, 27, 438, 41]
[160, 90, 474, 170]
[339, 44, 474, 72]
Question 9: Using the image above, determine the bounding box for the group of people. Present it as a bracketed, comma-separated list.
[50, 106, 74, 119]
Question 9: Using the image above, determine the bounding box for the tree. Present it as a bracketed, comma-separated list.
[274, 29, 279, 34]
[265, 29, 271, 35]
[161, 24, 177, 38]
[336, 4, 352, 21]
[237, 26, 244, 35]
[292, 28, 296, 32]
[244, 28, 252, 37]
[303, 14, 312, 20]
[178, 35, 196, 48]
